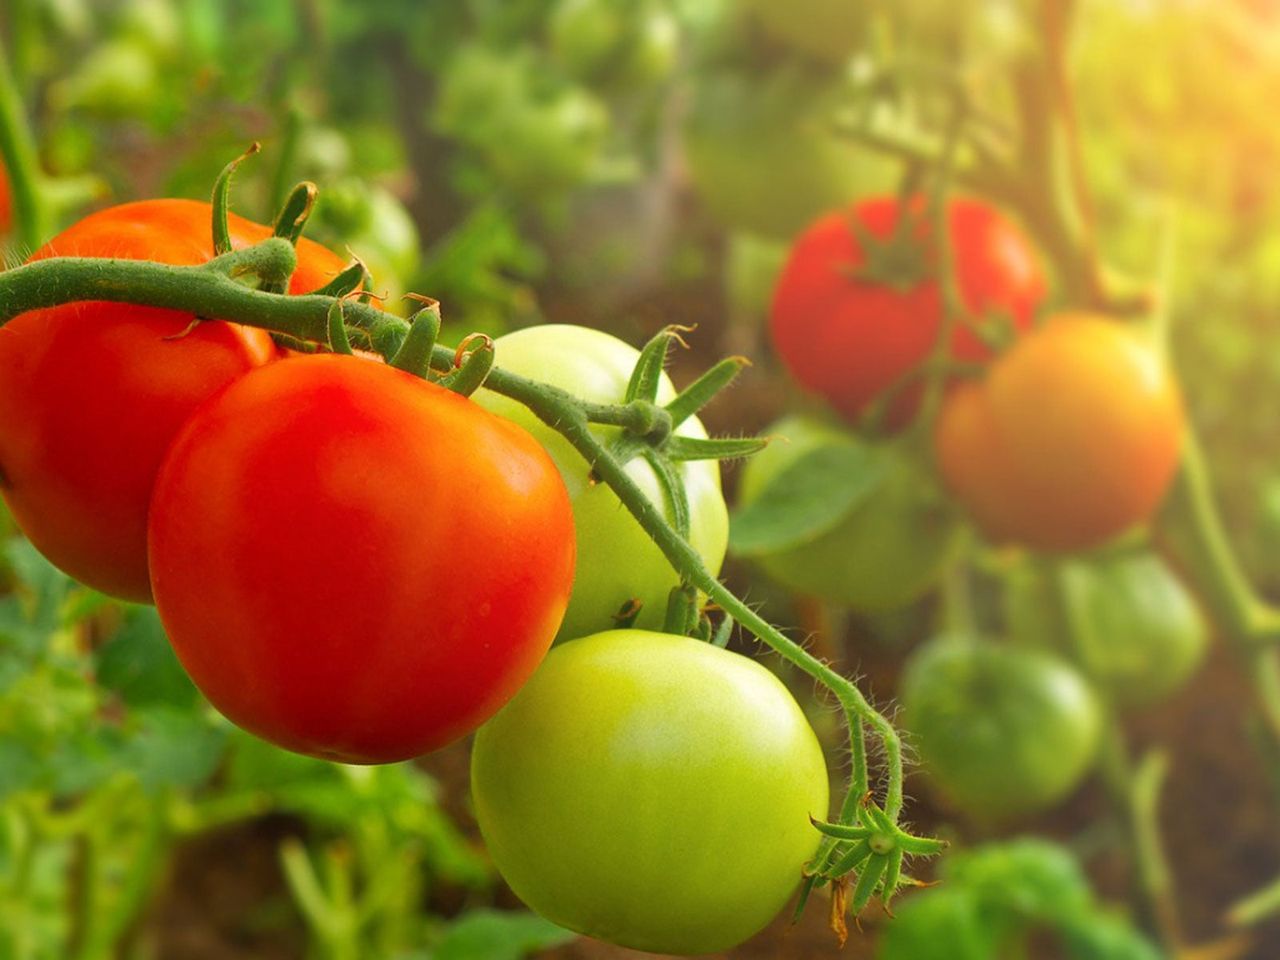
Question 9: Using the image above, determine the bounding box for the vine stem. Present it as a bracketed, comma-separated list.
[0, 35, 48, 250]
[0, 252, 906, 825]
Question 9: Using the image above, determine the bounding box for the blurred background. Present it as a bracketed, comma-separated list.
[3, 0, 1280, 957]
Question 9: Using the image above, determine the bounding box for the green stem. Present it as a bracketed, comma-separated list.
[0, 251, 907, 827]
[0, 35, 47, 249]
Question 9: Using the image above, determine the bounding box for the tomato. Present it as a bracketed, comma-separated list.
[147, 354, 575, 763]
[934, 314, 1185, 552]
[738, 0, 870, 64]
[901, 638, 1101, 819]
[471, 629, 829, 954]
[549, 0, 678, 91]
[737, 416, 961, 610]
[771, 196, 1046, 428]
[312, 179, 420, 298]
[1005, 552, 1208, 707]
[474, 325, 729, 641]
[0, 199, 348, 602]
[684, 69, 899, 239]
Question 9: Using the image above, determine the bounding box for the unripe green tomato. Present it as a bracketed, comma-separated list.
[474, 325, 728, 641]
[1005, 552, 1208, 708]
[313, 180, 420, 298]
[738, 0, 872, 64]
[471, 629, 829, 954]
[901, 638, 1102, 819]
[50, 38, 160, 117]
[737, 416, 961, 611]
[684, 69, 898, 238]
[550, 0, 678, 91]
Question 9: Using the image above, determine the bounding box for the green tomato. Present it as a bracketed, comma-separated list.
[901, 638, 1102, 819]
[313, 180, 420, 298]
[737, 416, 961, 611]
[1005, 552, 1208, 708]
[684, 68, 898, 238]
[475, 325, 728, 641]
[550, 0, 678, 91]
[471, 629, 829, 954]
[738, 0, 872, 64]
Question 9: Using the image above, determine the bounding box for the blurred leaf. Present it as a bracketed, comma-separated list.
[730, 440, 885, 555]
[432, 910, 576, 960]
[94, 606, 199, 710]
[123, 707, 228, 790]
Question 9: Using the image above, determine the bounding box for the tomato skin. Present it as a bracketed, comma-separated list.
[738, 416, 961, 610]
[148, 354, 575, 763]
[1006, 552, 1208, 707]
[473, 325, 729, 642]
[770, 196, 1046, 427]
[934, 314, 1185, 552]
[0, 199, 347, 601]
[471, 629, 829, 954]
[901, 638, 1102, 819]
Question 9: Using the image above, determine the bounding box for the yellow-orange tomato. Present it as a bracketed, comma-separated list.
[934, 314, 1185, 552]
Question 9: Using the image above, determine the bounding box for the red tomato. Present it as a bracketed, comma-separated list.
[934, 314, 1185, 552]
[147, 354, 576, 763]
[770, 196, 1046, 428]
[0, 199, 347, 601]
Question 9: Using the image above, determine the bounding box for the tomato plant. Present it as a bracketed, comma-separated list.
[684, 68, 898, 239]
[0, 162, 10, 234]
[549, 0, 678, 91]
[470, 629, 829, 955]
[934, 314, 1185, 552]
[1006, 552, 1208, 707]
[0, 199, 347, 602]
[735, 415, 960, 610]
[147, 354, 576, 763]
[474, 324, 729, 642]
[738, 0, 869, 64]
[771, 196, 1047, 428]
[901, 638, 1102, 819]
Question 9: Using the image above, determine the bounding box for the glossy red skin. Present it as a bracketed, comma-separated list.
[0, 199, 347, 601]
[148, 354, 577, 763]
[770, 196, 1046, 428]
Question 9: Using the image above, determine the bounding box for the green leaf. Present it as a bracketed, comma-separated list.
[432, 910, 576, 960]
[1057, 911, 1164, 960]
[730, 440, 885, 555]
[95, 606, 199, 709]
[123, 708, 228, 790]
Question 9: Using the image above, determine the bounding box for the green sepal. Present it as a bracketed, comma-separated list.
[710, 613, 734, 648]
[860, 799, 895, 835]
[730, 439, 885, 556]
[810, 817, 874, 842]
[823, 838, 872, 880]
[663, 583, 699, 637]
[327, 301, 353, 356]
[307, 261, 367, 299]
[881, 848, 904, 912]
[388, 303, 441, 378]
[850, 853, 889, 915]
[664, 435, 769, 463]
[440, 336, 496, 396]
[792, 875, 820, 924]
[897, 832, 948, 856]
[211, 143, 261, 256]
[665, 356, 749, 427]
[625, 326, 689, 404]
[642, 448, 690, 539]
[272, 181, 317, 245]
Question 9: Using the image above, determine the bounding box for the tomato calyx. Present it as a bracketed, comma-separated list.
[798, 797, 947, 930]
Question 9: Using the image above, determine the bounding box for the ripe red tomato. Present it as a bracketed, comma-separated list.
[148, 354, 576, 763]
[0, 199, 347, 601]
[934, 314, 1185, 552]
[770, 196, 1046, 428]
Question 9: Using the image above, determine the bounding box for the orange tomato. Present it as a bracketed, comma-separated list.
[934, 314, 1185, 552]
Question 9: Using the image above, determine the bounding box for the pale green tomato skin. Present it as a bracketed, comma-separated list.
[738, 416, 961, 611]
[470, 630, 830, 955]
[901, 638, 1103, 819]
[475, 325, 729, 642]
